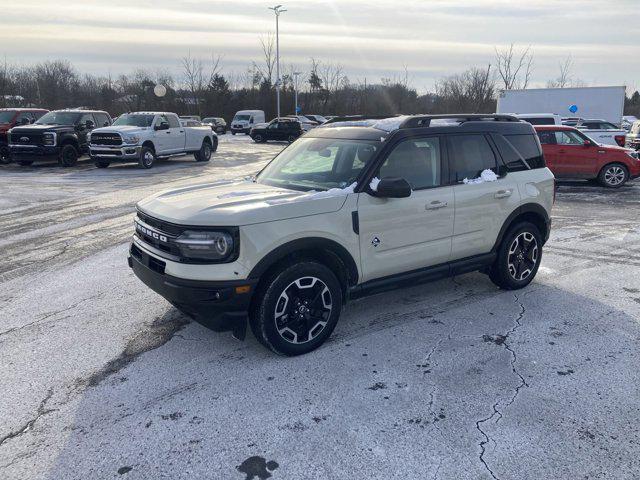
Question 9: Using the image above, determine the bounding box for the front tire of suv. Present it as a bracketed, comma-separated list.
[598, 163, 628, 188]
[287, 134, 297, 143]
[18, 160, 34, 166]
[253, 133, 265, 143]
[94, 160, 110, 168]
[194, 140, 212, 162]
[58, 144, 79, 167]
[138, 146, 155, 169]
[250, 261, 343, 356]
[0, 146, 11, 164]
[489, 221, 542, 290]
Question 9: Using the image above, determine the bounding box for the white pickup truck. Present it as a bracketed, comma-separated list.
[576, 119, 627, 147]
[89, 112, 217, 168]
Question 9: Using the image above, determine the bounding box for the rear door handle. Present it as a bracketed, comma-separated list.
[494, 189, 513, 199]
[426, 200, 448, 210]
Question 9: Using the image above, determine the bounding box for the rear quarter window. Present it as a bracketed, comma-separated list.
[521, 117, 554, 126]
[495, 134, 546, 171]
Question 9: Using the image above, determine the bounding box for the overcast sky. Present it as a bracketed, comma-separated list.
[1, 0, 638, 92]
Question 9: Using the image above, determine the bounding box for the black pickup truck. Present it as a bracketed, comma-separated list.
[9, 109, 112, 166]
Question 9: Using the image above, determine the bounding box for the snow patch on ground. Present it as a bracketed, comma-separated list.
[463, 169, 498, 185]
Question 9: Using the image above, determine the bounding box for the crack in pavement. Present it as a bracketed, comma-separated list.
[0, 388, 56, 450]
[475, 293, 529, 480]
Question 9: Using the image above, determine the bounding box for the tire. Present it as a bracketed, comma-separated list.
[94, 160, 110, 168]
[231, 131, 236, 136]
[253, 133, 265, 143]
[287, 134, 297, 143]
[249, 261, 343, 356]
[18, 160, 34, 166]
[58, 144, 79, 167]
[598, 163, 628, 188]
[0, 146, 11, 164]
[194, 140, 212, 162]
[489, 221, 543, 290]
[138, 146, 155, 169]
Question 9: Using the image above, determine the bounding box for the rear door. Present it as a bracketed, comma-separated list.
[357, 136, 454, 282]
[166, 114, 185, 153]
[536, 129, 560, 173]
[449, 134, 521, 260]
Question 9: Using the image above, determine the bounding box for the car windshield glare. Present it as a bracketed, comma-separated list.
[36, 112, 81, 125]
[257, 137, 379, 192]
[113, 114, 155, 127]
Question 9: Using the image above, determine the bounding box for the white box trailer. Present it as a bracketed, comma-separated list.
[496, 86, 626, 124]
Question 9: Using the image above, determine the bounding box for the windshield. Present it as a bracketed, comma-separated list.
[257, 137, 380, 191]
[202, 117, 215, 123]
[0, 111, 16, 123]
[234, 115, 251, 121]
[36, 111, 81, 125]
[113, 114, 155, 127]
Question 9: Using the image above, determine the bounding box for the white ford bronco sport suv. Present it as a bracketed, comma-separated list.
[129, 114, 554, 355]
[89, 112, 216, 169]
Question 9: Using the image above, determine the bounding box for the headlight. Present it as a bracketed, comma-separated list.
[123, 135, 140, 144]
[174, 230, 234, 261]
[43, 132, 56, 146]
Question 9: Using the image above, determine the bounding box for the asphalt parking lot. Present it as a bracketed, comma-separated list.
[1, 135, 639, 480]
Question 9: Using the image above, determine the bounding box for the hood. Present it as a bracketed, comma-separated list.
[137, 180, 349, 227]
[10, 124, 72, 133]
[93, 125, 150, 135]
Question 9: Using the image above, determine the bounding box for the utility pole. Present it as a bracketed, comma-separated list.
[293, 71, 302, 115]
[269, 5, 286, 119]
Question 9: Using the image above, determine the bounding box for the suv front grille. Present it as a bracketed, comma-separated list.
[9, 132, 43, 145]
[91, 132, 122, 146]
[135, 213, 182, 256]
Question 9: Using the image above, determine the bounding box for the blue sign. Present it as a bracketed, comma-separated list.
[569, 104, 578, 114]
[295, 106, 301, 114]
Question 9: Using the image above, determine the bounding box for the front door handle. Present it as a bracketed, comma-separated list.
[426, 200, 448, 210]
[494, 189, 513, 199]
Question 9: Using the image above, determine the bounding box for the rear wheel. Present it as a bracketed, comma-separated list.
[253, 133, 265, 143]
[250, 261, 342, 356]
[138, 146, 155, 169]
[58, 144, 79, 167]
[0, 145, 11, 164]
[194, 140, 212, 162]
[287, 134, 297, 143]
[94, 160, 110, 168]
[598, 163, 628, 188]
[489, 222, 542, 290]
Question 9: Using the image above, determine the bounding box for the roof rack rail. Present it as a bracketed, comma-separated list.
[323, 115, 399, 125]
[399, 114, 520, 129]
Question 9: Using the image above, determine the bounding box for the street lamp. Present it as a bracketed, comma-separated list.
[268, 4, 286, 119]
[293, 71, 302, 115]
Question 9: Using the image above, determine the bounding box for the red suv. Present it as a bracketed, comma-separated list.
[535, 125, 640, 188]
[0, 108, 48, 164]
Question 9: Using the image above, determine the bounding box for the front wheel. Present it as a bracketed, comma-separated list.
[94, 160, 110, 168]
[489, 222, 542, 290]
[598, 163, 628, 188]
[287, 134, 297, 143]
[250, 262, 343, 356]
[253, 133, 265, 143]
[138, 146, 155, 169]
[194, 140, 212, 162]
[58, 144, 79, 167]
[18, 159, 34, 166]
[0, 146, 11, 164]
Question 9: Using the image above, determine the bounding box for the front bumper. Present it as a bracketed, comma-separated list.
[231, 126, 250, 134]
[128, 243, 257, 332]
[9, 144, 60, 158]
[90, 145, 141, 162]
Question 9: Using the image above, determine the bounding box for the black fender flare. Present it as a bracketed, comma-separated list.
[491, 203, 551, 252]
[248, 237, 360, 287]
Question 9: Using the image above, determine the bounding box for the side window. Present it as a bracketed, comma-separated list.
[94, 112, 110, 127]
[448, 135, 497, 182]
[536, 130, 557, 145]
[503, 134, 545, 170]
[268, 122, 278, 129]
[16, 112, 32, 124]
[79, 113, 95, 127]
[378, 137, 441, 190]
[167, 115, 180, 128]
[156, 115, 169, 127]
[555, 131, 584, 145]
[34, 111, 46, 121]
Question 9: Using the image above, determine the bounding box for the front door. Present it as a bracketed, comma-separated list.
[357, 136, 454, 282]
[553, 129, 597, 177]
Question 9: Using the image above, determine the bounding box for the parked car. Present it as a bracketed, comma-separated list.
[250, 118, 303, 143]
[561, 117, 584, 127]
[9, 109, 111, 167]
[129, 114, 554, 355]
[303, 114, 329, 125]
[202, 117, 227, 134]
[576, 119, 627, 147]
[179, 115, 201, 121]
[514, 113, 562, 125]
[622, 115, 638, 132]
[535, 125, 639, 188]
[624, 121, 640, 151]
[0, 108, 48, 164]
[180, 119, 202, 127]
[286, 115, 318, 131]
[231, 110, 265, 135]
[89, 112, 216, 169]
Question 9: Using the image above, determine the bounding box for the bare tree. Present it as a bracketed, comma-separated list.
[253, 33, 276, 87]
[495, 44, 533, 90]
[435, 65, 496, 113]
[547, 55, 582, 88]
[181, 52, 205, 115]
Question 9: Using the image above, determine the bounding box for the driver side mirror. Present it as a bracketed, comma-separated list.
[155, 121, 170, 131]
[373, 177, 412, 198]
[85, 120, 95, 130]
[583, 139, 593, 147]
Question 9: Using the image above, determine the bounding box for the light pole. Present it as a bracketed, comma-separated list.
[269, 5, 286, 119]
[293, 71, 302, 115]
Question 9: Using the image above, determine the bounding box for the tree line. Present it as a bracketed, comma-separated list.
[1, 43, 638, 121]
